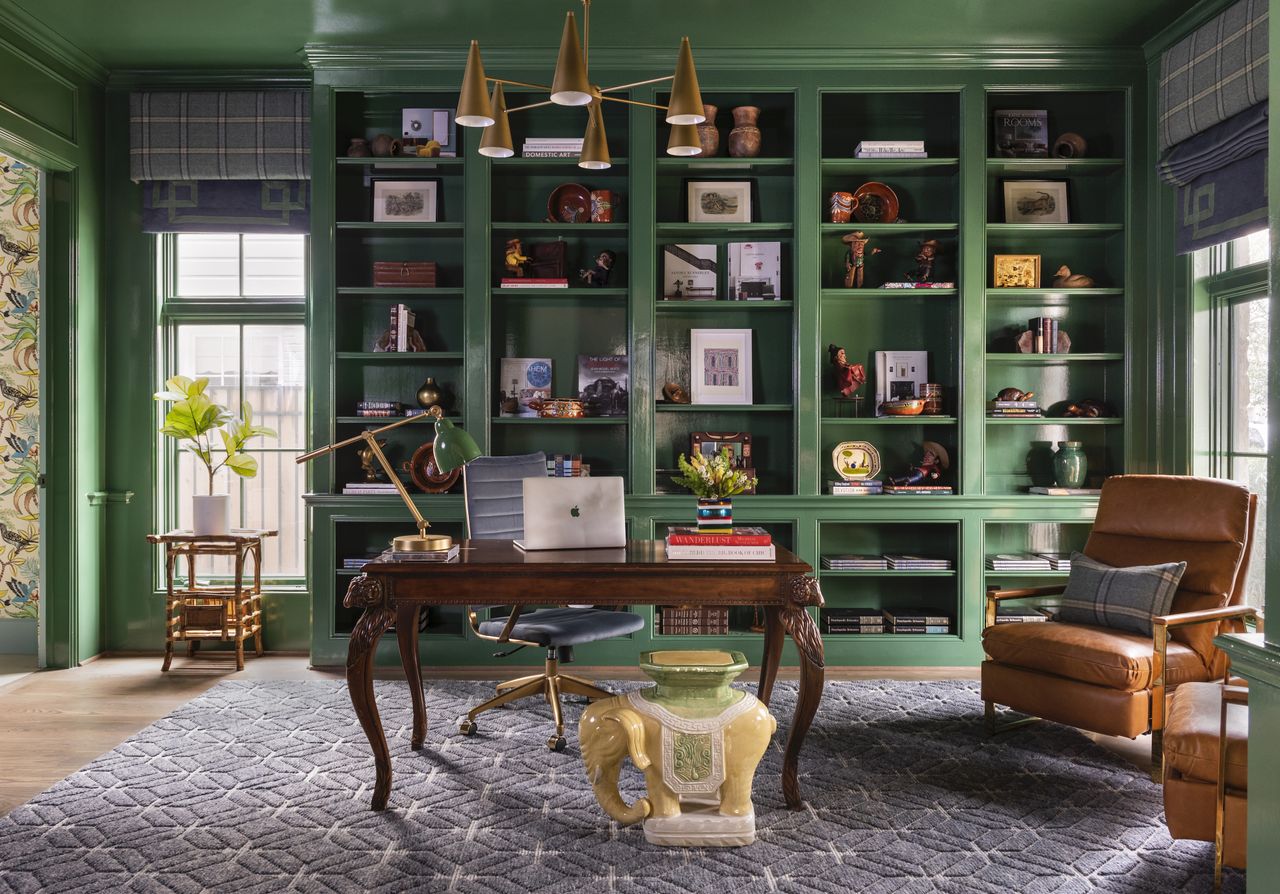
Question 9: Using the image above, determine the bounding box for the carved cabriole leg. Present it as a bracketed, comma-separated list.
[344, 574, 397, 810]
[397, 604, 427, 750]
[757, 605, 784, 706]
[778, 577, 826, 810]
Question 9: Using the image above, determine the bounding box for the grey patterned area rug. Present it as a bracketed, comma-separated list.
[0, 679, 1240, 893]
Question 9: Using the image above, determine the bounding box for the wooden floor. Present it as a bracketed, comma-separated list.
[0, 654, 1147, 818]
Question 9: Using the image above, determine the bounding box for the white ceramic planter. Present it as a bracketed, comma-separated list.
[192, 494, 231, 536]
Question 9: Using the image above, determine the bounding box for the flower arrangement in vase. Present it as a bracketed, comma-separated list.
[155, 375, 277, 536]
[671, 448, 757, 533]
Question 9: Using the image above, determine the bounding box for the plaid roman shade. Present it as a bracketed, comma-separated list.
[130, 91, 310, 181]
[1056, 553, 1187, 637]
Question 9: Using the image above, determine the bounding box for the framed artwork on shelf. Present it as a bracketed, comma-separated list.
[1003, 180, 1069, 224]
[690, 328, 753, 405]
[992, 254, 1041, 288]
[372, 179, 439, 222]
[686, 180, 754, 223]
[690, 431, 756, 494]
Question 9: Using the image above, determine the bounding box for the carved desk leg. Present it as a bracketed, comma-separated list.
[757, 605, 784, 706]
[778, 577, 826, 810]
[344, 574, 396, 810]
[397, 603, 428, 750]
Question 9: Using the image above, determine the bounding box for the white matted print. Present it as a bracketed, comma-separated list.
[373, 180, 438, 222]
[690, 328, 753, 405]
[687, 180, 753, 223]
[1002, 180, 1068, 224]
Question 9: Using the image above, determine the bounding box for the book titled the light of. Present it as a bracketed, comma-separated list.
[499, 357, 553, 417]
[577, 354, 629, 417]
[663, 244, 718, 300]
[727, 241, 781, 300]
[874, 350, 929, 416]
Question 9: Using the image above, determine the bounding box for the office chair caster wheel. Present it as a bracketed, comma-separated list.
[547, 735, 567, 752]
[458, 718, 477, 736]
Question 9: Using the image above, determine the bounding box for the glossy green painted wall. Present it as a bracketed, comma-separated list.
[0, 20, 107, 666]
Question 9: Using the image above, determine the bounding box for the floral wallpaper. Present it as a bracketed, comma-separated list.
[0, 155, 39, 622]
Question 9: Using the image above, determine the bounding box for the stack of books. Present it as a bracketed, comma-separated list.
[987, 398, 1042, 418]
[1035, 551, 1074, 571]
[853, 140, 927, 159]
[885, 554, 953, 571]
[882, 281, 956, 289]
[821, 554, 889, 571]
[995, 606, 1053, 624]
[499, 277, 569, 289]
[379, 545, 461, 562]
[1028, 486, 1101, 496]
[883, 484, 953, 495]
[546, 454, 591, 478]
[1028, 316, 1061, 354]
[658, 605, 730, 635]
[664, 526, 775, 561]
[824, 608, 885, 635]
[521, 137, 583, 158]
[355, 399, 403, 418]
[342, 481, 400, 495]
[387, 304, 419, 352]
[827, 479, 884, 496]
[985, 553, 1053, 572]
[883, 608, 952, 634]
[342, 555, 379, 570]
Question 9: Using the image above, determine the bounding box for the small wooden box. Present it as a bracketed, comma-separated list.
[373, 261, 438, 287]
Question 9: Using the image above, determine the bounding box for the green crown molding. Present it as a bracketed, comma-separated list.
[302, 43, 1146, 73]
[1142, 0, 1242, 60]
[0, 0, 107, 84]
[106, 69, 311, 89]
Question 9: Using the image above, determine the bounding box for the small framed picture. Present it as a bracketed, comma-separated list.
[1003, 180, 1069, 224]
[372, 179, 439, 222]
[687, 180, 754, 224]
[992, 254, 1041, 288]
[690, 328, 753, 405]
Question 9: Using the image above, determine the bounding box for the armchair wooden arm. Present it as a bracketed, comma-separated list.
[984, 584, 1066, 629]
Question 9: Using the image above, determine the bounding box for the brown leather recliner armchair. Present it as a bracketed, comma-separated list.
[981, 475, 1259, 778]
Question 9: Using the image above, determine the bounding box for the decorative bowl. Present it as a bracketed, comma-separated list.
[881, 399, 925, 416]
[852, 181, 900, 224]
[534, 397, 586, 419]
[546, 183, 592, 224]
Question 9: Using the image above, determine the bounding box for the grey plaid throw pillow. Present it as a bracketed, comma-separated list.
[1057, 552, 1186, 637]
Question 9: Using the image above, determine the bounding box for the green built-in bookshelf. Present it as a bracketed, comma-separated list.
[304, 56, 1141, 669]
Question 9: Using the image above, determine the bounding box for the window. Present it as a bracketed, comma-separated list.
[1193, 232, 1269, 608]
[160, 233, 308, 580]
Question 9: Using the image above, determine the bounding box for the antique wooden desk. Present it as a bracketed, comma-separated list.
[341, 539, 824, 811]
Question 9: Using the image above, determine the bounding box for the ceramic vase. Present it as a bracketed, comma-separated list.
[829, 191, 855, 223]
[192, 494, 230, 537]
[695, 497, 733, 533]
[727, 106, 761, 158]
[696, 104, 720, 156]
[369, 133, 401, 157]
[416, 376, 443, 410]
[579, 650, 776, 846]
[1052, 132, 1088, 159]
[346, 137, 370, 157]
[590, 189, 614, 223]
[1053, 440, 1088, 488]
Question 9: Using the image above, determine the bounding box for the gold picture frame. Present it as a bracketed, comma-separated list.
[992, 254, 1041, 288]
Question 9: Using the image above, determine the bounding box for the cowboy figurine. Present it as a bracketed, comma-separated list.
[842, 230, 881, 288]
[907, 238, 940, 283]
[889, 441, 950, 486]
[504, 238, 531, 278]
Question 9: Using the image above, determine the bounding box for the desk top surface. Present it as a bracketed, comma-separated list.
[365, 539, 810, 574]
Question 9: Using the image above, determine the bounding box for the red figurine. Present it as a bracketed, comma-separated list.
[828, 343, 866, 397]
[889, 441, 950, 486]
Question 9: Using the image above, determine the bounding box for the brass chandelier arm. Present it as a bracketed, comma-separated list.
[600, 75, 674, 93]
[504, 99, 557, 114]
[485, 76, 554, 91]
[582, 0, 590, 72]
[597, 95, 668, 111]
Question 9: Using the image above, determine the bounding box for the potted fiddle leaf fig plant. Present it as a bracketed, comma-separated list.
[155, 375, 277, 536]
[671, 448, 757, 534]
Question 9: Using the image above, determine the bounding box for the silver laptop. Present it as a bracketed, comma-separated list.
[514, 477, 626, 550]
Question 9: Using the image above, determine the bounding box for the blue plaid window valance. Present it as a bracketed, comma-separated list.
[141, 180, 309, 234]
[1157, 0, 1268, 254]
[129, 91, 310, 181]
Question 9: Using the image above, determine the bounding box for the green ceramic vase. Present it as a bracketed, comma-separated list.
[1053, 440, 1088, 488]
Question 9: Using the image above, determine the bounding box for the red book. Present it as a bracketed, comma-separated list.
[666, 525, 772, 546]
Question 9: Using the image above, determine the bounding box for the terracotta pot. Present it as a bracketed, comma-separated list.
[346, 137, 370, 158]
[1052, 132, 1088, 159]
[369, 133, 401, 157]
[727, 106, 761, 158]
[695, 104, 719, 156]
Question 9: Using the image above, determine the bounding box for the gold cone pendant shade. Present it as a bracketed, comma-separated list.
[578, 101, 611, 170]
[666, 123, 702, 156]
[550, 12, 593, 106]
[478, 84, 514, 158]
[666, 37, 705, 125]
[456, 40, 495, 127]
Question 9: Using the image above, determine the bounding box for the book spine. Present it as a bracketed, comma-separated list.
[664, 545, 775, 559]
[666, 533, 772, 546]
[520, 151, 581, 157]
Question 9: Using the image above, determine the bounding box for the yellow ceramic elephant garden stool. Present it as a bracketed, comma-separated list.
[579, 649, 776, 846]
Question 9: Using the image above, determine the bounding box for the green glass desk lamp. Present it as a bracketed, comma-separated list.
[296, 406, 481, 552]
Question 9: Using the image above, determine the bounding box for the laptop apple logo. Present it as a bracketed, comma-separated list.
[570, 504, 580, 518]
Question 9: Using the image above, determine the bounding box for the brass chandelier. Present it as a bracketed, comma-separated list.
[455, 0, 706, 169]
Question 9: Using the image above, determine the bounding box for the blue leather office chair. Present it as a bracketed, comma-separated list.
[457, 452, 644, 751]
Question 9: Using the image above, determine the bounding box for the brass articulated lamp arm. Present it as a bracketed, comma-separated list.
[359, 430, 430, 538]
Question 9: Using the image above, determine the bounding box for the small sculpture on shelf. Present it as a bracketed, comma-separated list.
[662, 382, 691, 404]
[416, 139, 443, 158]
[842, 230, 881, 289]
[994, 387, 1035, 402]
[1051, 265, 1095, 288]
[906, 238, 941, 283]
[579, 250, 616, 287]
[1060, 398, 1113, 418]
[358, 437, 390, 483]
[504, 238, 531, 278]
[889, 441, 950, 487]
[827, 343, 866, 398]
[1052, 132, 1088, 159]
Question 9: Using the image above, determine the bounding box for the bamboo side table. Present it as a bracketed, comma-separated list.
[146, 530, 277, 671]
